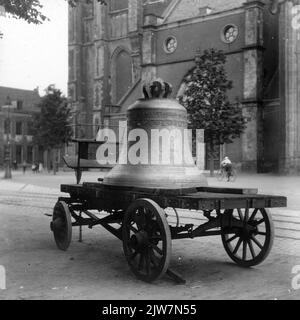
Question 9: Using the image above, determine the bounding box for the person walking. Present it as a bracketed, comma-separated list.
[22, 160, 27, 174]
[32, 163, 38, 173]
[220, 156, 232, 182]
[38, 162, 43, 173]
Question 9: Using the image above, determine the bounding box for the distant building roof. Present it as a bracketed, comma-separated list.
[0, 86, 40, 113]
[143, 0, 173, 18]
[143, 0, 246, 22]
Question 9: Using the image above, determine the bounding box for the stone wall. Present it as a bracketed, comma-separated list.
[241, 0, 265, 172]
[279, 0, 300, 173]
[165, 0, 245, 23]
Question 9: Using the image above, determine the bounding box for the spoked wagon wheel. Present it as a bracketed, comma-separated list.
[51, 201, 72, 251]
[221, 208, 274, 267]
[122, 199, 172, 283]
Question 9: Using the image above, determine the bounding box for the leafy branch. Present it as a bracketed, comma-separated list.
[0, 0, 107, 25]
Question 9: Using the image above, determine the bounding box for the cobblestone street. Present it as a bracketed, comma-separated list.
[2, 0, 300, 307]
[0, 171, 299, 300]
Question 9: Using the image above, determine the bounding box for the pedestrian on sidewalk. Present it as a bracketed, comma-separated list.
[32, 163, 38, 174]
[22, 160, 27, 174]
[220, 156, 233, 182]
[38, 162, 43, 173]
[13, 160, 18, 170]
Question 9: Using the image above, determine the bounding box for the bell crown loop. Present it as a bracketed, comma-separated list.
[143, 79, 173, 100]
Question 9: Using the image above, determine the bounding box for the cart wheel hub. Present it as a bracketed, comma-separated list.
[52, 218, 64, 231]
[130, 231, 149, 250]
[241, 225, 257, 239]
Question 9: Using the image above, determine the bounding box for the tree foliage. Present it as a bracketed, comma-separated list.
[179, 49, 247, 175]
[32, 85, 72, 150]
[0, 0, 106, 25]
[179, 48, 246, 147]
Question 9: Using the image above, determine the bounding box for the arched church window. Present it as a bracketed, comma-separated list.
[94, 117, 100, 136]
[115, 50, 133, 103]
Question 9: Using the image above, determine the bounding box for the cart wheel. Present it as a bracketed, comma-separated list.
[122, 199, 172, 283]
[221, 208, 274, 267]
[51, 201, 72, 251]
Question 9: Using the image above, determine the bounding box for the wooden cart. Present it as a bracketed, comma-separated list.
[51, 180, 287, 283]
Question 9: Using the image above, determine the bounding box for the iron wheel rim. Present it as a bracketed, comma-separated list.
[52, 201, 72, 251]
[221, 208, 274, 267]
[122, 199, 172, 283]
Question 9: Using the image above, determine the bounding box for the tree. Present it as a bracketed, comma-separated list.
[33, 85, 72, 174]
[179, 48, 247, 176]
[0, 0, 106, 25]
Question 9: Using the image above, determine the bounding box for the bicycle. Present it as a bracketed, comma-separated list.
[216, 166, 237, 182]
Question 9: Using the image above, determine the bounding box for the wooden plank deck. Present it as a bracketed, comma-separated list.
[60, 183, 287, 211]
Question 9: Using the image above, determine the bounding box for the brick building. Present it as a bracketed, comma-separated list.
[0, 86, 43, 167]
[68, 0, 300, 173]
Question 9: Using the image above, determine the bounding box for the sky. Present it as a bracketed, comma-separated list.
[0, 0, 68, 96]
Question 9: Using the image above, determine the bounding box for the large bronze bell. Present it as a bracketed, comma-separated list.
[103, 80, 208, 189]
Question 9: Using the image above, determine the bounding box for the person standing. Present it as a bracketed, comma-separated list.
[22, 160, 27, 174]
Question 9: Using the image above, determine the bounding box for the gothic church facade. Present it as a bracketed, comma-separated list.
[68, 0, 300, 173]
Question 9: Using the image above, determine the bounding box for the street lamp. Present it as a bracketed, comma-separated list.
[2, 97, 16, 179]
